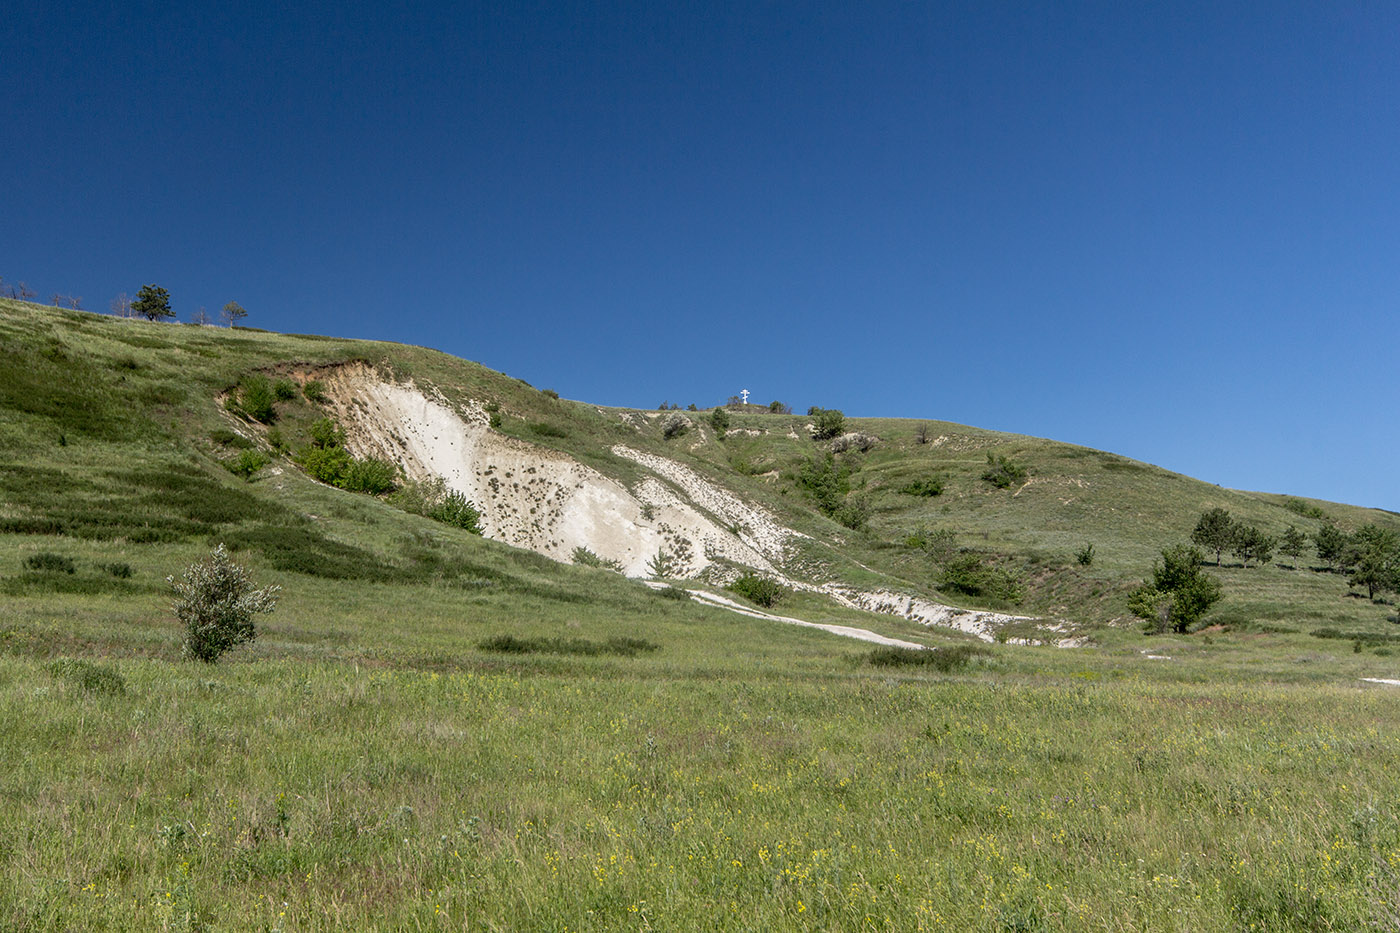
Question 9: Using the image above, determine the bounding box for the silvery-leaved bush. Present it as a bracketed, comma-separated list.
[168, 544, 280, 662]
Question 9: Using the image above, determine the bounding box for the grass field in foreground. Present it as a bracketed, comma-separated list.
[4, 628, 1400, 932]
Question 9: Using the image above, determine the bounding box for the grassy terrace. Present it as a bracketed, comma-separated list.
[3, 299, 1400, 929]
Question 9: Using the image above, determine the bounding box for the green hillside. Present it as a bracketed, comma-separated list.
[4, 298, 1400, 931]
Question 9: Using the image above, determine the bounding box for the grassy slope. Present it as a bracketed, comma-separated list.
[4, 299, 1400, 930]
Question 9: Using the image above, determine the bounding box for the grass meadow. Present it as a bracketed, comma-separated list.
[4, 299, 1400, 929]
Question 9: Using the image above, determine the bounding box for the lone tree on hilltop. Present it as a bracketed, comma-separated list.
[1129, 544, 1223, 634]
[132, 284, 173, 321]
[1191, 508, 1236, 566]
[221, 300, 248, 327]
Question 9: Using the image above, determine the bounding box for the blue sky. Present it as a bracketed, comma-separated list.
[4, 1, 1397, 509]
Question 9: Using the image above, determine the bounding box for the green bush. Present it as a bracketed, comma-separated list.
[528, 422, 567, 438]
[900, 477, 944, 497]
[228, 449, 270, 480]
[240, 375, 277, 424]
[729, 573, 786, 608]
[45, 658, 127, 695]
[1076, 543, 1095, 567]
[810, 408, 845, 440]
[906, 528, 957, 562]
[981, 453, 1028, 489]
[209, 428, 254, 449]
[709, 407, 730, 438]
[477, 635, 659, 657]
[101, 562, 133, 579]
[272, 379, 298, 401]
[302, 379, 327, 403]
[296, 445, 353, 485]
[573, 546, 623, 572]
[866, 644, 991, 671]
[654, 585, 690, 600]
[339, 457, 398, 495]
[1128, 544, 1223, 634]
[662, 413, 690, 439]
[308, 417, 345, 449]
[389, 478, 483, 533]
[24, 552, 75, 574]
[940, 554, 1025, 604]
[169, 544, 280, 663]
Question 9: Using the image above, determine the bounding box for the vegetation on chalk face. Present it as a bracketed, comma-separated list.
[866, 643, 991, 671]
[1129, 544, 1222, 634]
[302, 378, 327, 403]
[729, 572, 786, 608]
[169, 544, 280, 663]
[389, 477, 483, 533]
[662, 413, 690, 439]
[294, 416, 397, 494]
[227, 448, 269, 480]
[899, 477, 944, 498]
[572, 546, 623, 572]
[939, 553, 1025, 604]
[272, 378, 298, 401]
[809, 407, 845, 441]
[239, 374, 278, 423]
[981, 453, 1028, 489]
[709, 406, 730, 439]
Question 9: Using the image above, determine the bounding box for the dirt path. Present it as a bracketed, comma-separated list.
[645, 583, 927, 650]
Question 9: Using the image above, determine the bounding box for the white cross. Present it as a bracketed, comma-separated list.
[740, 389, 749, 405]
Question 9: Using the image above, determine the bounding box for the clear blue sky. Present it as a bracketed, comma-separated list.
[4, 1, 1397, 509]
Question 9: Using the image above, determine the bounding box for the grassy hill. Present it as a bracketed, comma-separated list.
[4, 298, 1400, 930]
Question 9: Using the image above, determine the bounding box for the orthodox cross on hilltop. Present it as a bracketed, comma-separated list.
[740, 389, 750, 406]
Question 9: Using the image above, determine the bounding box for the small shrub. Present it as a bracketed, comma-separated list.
[169, 544, 280, 663]
[542, 388, 559, 399]
[830, 432, 877, 454]
[389, 477, 482, 533]
[228, 449, 270, 480]
[981, 453, 1028, 489]
[433, 490, 482, 532]
[209, 428, 254, 449]
[810, 408, 845, 440]
[1076, 543, 1095, 567]
[477, 634, 659, 657]
[45, 658, 127, 695]
[906, 528, 957, 562]
[662, 413, 690, 439]
[729, 573, 786, 608]
[768, 400, 792, 414]
[339, 457, 398, 495]
[655, 585, 690, 600]
[296, 445, 353, 485]
[272, 378, 298, 401]
[24, 552, 75, 574]
[900, 477, 944, 497]
[709, 407, 730, 438]
[528, 421, 567, 438]
[940, 554, 1025, 603]
[240, 375, 277, 424]
[573, 546, 624, 572]
[866, 644, 990, 671]
[266, 428, 287, 452]
[302, 379, 327, 403]
[102, 562, 133, 578]
[308, 417, 345, 449]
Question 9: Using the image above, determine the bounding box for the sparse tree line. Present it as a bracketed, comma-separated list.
[4, 274, 252, 327]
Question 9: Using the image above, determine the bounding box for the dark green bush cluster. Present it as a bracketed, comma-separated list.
[866, 643, 991, 671]
[209, 428, 254, 449]
[709, 407, 730, 439]
[101, 562, 133, 578]
[572, 546, 623, 572]
[981, 453, 1028, 489]
[900, 477, 944, 497]
[796, 454, 869, 529]
[272, 379, 298, 401]
[1284, 497, 1327, 520]
[24, 552, 75, 573]
[239, 375, 277, 424]
[294, 417, 397, 495]
[728, 572, 786, 608]
[302, 379, 327, 403]
[809, 407, 845, 440]
[940, 554, 1025, 604]
[389, 477, 482, 533]
[477, 634, 659, 657]
[528, 421, 567, 438]
[662, 413, 690, 439]
[654, 585, 690, 600]
[227, 449, 269, 480]
[45, 658, 127, 695]
[1075, 543, 1095, 567]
